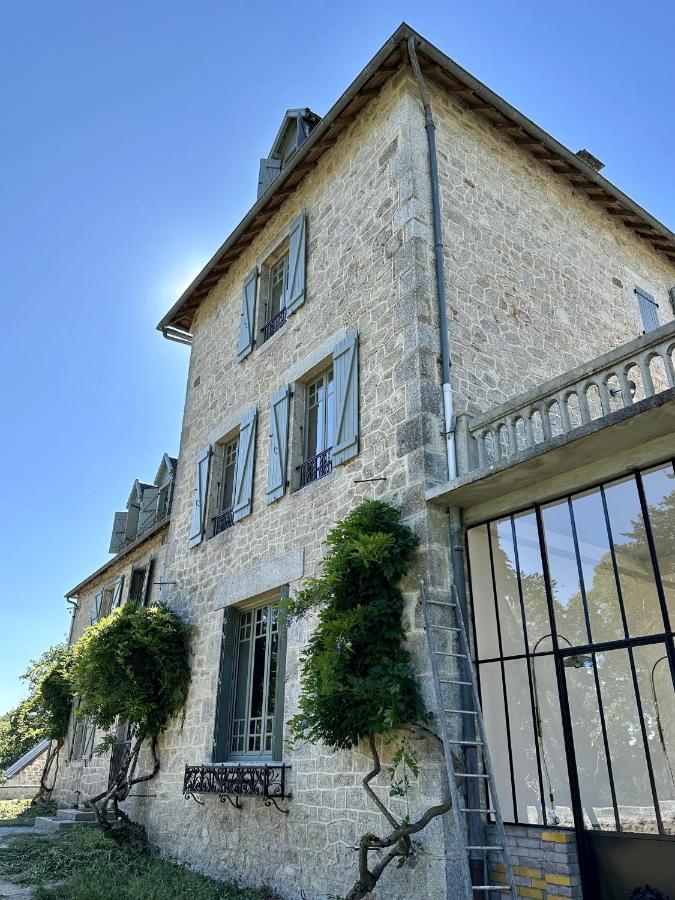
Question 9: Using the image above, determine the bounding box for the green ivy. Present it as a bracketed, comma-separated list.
[287, 501, 425, 750]
[38, 652, 74, 741]
[71, 603, 191, 740]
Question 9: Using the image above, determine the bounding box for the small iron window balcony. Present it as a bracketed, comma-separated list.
[213, 505, 235, 536]
[261, 307, 287, 343]
[298, 447, 333, 488]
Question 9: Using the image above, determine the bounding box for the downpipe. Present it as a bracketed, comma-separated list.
[407, 35, 457, 482]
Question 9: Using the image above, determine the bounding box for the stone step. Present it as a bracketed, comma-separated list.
[54, 809, 99, 822]
[34, 816, 84, 833]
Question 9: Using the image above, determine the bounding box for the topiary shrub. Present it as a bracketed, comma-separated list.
[286, 501, 450, 900]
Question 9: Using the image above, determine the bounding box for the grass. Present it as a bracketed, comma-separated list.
[0, 798, 56, 827]
[0, 826, 277, 900]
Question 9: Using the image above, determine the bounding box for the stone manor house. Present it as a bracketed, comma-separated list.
[50, 23, 675, 900]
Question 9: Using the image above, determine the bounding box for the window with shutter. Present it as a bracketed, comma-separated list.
[635, 286, 660, 333]
[109, 512, 127, 554]
[188, 447, 211, 548]
[267, 385, 291, 503]
[286, 212, 306, 316]
[237, 268, 258, 362]
[332, 331, 360, 466]
[232, 408, 257, 522]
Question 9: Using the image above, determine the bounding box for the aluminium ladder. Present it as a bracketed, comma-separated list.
[419, 580, 517, 898]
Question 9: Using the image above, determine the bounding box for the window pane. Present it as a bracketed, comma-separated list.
[571, 488, 623, 644]
[306, 381, 320, 460]
[596, 648, 658, 833]
[542, 500, 589, 648]
[504, 658, 542, 824]
[513, 512, 552, 653]
[531, 655, 573, 826]
[564, 654, 615, 830]
[468, 525, 499, 660]
[268, 255, 287, 320]
[632, 643, 675, 835]
[641, 464, 675, 629]
[479, 661, 514, 822]
[605, 476, 665, 638]
[491, 519, 526, 657]
[220, 439, 238, 510]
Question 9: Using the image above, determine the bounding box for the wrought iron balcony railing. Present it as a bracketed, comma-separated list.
[183, 763, 291, 813]
[260, 307, 287, 343]
[212, 505, 235, 536]
[298, 447, 333, 488]
[460, 321, 675, 476]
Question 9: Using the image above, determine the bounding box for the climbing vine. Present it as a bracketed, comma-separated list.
[70, 602, 192, 836]
[287, 501, 451, 900]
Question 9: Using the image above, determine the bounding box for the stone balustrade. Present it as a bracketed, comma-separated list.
[463, 321, 675, 473]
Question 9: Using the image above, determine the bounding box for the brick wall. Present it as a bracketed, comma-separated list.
[488, 824, 582, 898]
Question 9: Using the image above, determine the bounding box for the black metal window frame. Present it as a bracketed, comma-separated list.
[467, 458, 675, 834]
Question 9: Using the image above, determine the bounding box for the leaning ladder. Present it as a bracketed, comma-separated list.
[420, 580, 517, 898]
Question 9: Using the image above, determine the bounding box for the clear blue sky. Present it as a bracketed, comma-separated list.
[0, 1, 673, 715]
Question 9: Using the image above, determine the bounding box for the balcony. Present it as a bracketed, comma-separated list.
[427, 322, 675, 519]
[183, 763, 291, 813]
[212, 505, 235, 536]
[297, 447, 333, 488]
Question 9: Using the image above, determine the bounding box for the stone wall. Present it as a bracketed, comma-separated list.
[425, 77, 675, 416]
[124, 69, 460, 900]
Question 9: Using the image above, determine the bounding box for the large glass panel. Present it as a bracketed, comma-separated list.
[641, 464, 675, 628]
[596, 648, 658, 833]
[632, 643, 675, 834]
[604, 476, 665, 638]
[542, 500, 589, 648]
[491, 519, 526, 658]
[513, 511, 552, 653]
[571, 488, 623, 644]
[479, 661, 514, 822]
[468, 525, 499, 660]
[504, 658, 542, 824]
[564, 653, 616, 830]
[531, 654, 573, 826]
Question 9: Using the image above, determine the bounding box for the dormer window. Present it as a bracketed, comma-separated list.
[257, 108, 320, 199]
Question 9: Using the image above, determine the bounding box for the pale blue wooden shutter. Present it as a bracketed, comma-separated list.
[233, 408, 257, 522]
[111, 575, 124, 610]
[109, 512, 127, 554]
[237, 268, 258, 362]
[188, 447, 211, 548]
[267, 385, 291, 503]
[332, 331, 359, 466]
[91, 591, 103, 625]
[257, 158, 282, 199]
[636, 286, 660, 332]
[213, 606, 238, 761]
[137, 487, 159, 534]
[286, 212, 306, 316]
